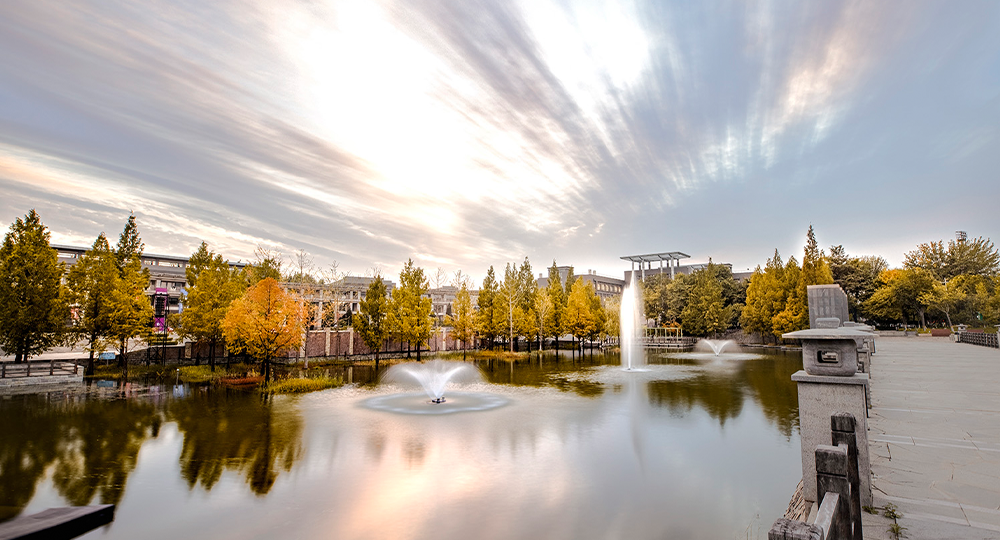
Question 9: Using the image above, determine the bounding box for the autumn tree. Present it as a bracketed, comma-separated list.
[742, 251, 785, 341]
[544, 261, 565, 350]
[108, 215, 153, 367]
[774, 226, 833, 333]
[65, 234, 120, 375]
[770, 256, 802, 336]
[864, 268, 935, 328]
[389, 259, 433, 359]
[221, 278, 305, 383]
[445, 284, 475, 359]
[353, 275, 390, 368]
[0, 210, 67, 363]
[563, 277, 595, 353]
[533, 291, 554, 352]
[495, 259, 535, 352]
[179, 243, 246, 370]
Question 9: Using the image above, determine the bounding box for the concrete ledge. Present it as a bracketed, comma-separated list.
[791, 371, 868, 386]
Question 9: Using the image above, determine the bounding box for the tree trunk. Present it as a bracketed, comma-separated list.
[919, 309, 926, 330]
[209, 339, 216, 372]
[945, 311, 953, 330]
[86, 348, 95, 376]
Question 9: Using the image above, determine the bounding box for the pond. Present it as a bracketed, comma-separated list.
[0, 348, 802, 540]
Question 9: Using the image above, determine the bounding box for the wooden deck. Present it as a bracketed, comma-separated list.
[0, 505, 115, 540]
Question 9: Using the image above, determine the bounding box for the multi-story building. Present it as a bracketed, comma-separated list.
[536, 266, 625, 302]
[53, 244, 247, 319]
[424, 285, 480, 324]
[285, 276, 397, 329]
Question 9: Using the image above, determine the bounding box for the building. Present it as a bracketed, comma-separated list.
[53, 244, 247, 320]
[536, 266, 625, 302]
[620, 251, 753, 282]
[284, 276, 396, 329]
[424, 285, 480, 324]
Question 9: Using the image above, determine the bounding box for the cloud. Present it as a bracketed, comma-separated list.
[1, 0, 999, 279]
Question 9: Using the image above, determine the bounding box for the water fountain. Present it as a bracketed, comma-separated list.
[698, 339, 735, 356]
[620, 279, 646, 370]
[362, 360, 509, 415]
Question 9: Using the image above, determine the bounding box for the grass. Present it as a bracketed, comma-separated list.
[266, 376, 344, 394]
[88, 363, 175, 380]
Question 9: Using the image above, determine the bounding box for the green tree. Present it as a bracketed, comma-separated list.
[65, 234, 120, 375]
[563, 277, 595, 353]
[108, 215, 153, 367]
[919, 280, 966, 329]
[389, 259, 433, 359]
[353, 275, 390, 368]
[476, 266, 500, 349]
[445, 284, 475, 359]
[178, 243, 246, 370]
[0, 210, 67, 363]
[246, 247, 283, 285]
[829, 245, 888, 321]
[904, 236, 1000, 281]
[681, 263, 731, 337]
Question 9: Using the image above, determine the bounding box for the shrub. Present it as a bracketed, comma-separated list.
[266, 376, 343, 394]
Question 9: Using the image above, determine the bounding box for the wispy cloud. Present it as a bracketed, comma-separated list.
[1, 0, 998, 278]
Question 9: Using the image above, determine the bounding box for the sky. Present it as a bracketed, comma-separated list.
[2, 0, 999, 286]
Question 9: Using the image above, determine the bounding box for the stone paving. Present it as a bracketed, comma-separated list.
[866, 336, 1000, 539]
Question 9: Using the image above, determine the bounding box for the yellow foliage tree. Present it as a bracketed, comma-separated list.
[222, 278, 305, 383]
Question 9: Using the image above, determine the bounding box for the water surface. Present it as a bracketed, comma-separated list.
[0, 349, 801, 539]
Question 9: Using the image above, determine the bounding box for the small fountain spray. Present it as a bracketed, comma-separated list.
[383, 360, 482, 403]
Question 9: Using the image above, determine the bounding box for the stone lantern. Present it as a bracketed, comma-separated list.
[784, 322, 873, 507]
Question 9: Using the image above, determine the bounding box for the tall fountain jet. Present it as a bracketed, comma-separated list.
[620, 279, 645, 370]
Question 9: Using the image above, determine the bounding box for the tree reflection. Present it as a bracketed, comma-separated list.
[169, 389, 303, 496]
[741, 354, 801, 439]
[647, 375, 745, 426]
[0, 394, 160, 521]
[646, 353, 800, 437]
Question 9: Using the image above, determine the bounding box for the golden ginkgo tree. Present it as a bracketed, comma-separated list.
[222, 278, 305, 383]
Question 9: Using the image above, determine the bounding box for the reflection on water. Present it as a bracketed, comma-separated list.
[169, 389, 302, 495]
[0, 394, 159, 520]
[1, 349, 803, 539]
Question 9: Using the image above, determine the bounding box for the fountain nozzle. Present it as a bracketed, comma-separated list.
[431, 397, 446, 404]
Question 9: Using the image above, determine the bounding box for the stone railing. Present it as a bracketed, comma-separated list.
[769, 413, 862, 540]
[957, 331, 999, 348]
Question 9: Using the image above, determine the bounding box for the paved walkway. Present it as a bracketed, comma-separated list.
[866, 337, 1000, 539]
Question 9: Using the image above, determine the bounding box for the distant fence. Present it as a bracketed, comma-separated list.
[769, 413, 862, 540]
[958, 331, 999, 348]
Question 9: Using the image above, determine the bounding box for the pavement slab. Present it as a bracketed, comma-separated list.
[867, 337, 1000, 539]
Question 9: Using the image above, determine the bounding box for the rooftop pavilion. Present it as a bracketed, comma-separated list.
[620, 251, 690, 281]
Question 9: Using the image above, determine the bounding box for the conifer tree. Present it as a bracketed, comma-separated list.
[563, 277, 595, 353]
[353, 275, 390, 368]
[741, 250, 785, 341]
[109, 215, 153, 367]
[476, 266, 499, 349]
[0, 210, 67, 362]
[390, 259, 433, 359]
[445, 284, 475, 359]
[179, 243, 246, 370]
[545, 261, 565, 350]
[65, 234, 120, 375]
[774, 226, 834, 334]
